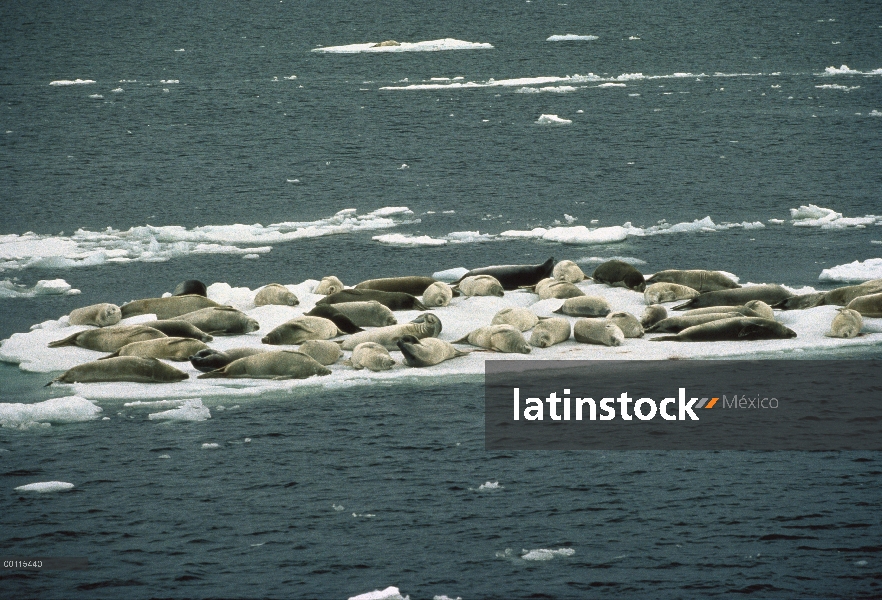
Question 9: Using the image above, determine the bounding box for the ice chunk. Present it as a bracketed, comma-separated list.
[535, 114, 572, 125]
[521, 548, 576, 561]
[819, 258, 882, 282]
[49, 79, 95, 86]
[201, 443, 220, 449]
[148, 399, 211, 422]
[373, 234, 447, 246]
[314, 38, 492, 54]
[349, 586, 410, 600]
[546, 34, 598, 41]
[15, 481, 75, 493]
[542, 226, 629, 244]
[0, 396, 102, 429]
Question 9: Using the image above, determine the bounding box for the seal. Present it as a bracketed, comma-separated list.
[297, 339, 343, 365]
[48, 325, 167, 352]
[120, 295, 220, 320]
[640, 305, 668, 329]
[196, 350, 331, 380]
[423, 282, 454, 307]
[552, 260, 586, 283]
[340, 314, 442, 351]
[456, 275, 505, 297]
[99, 337, 209, 361]
[307, 302, 394, 328]
[646, 311, 744, 334]
[529, 318, 571, 348]
[347, 342, 396, 371]
[48, 356, 188, 385]
[491, 307, 539, 331]
[299, 305, 363, 333]
[313, 276, 345, 295]
[254, 283, 299, 307]
[645, 270, 740, 292]
[607, 312, 644, 338]
[643, 282, 699, 305]
[172, 280, 208, 297]
[824, 279, 882, 306]
[681, 300, 773, 320]
[189, 347, 267, 373]
[592, 260, 646, 292]
[261, 316, 343, 345]
[826, 308, 863, 338]
[534, 278, 585, 300]
[317, 289, 428, 311]
[454, 258, 554, 290]
[177, 307, 260, 335]
[397, 335, 468, 367]
[147, 319, 214, 342]
[355, 276, 437, 296]
[772, 292, 827, 310]
[68, 303, 122, 327]
[845, 292, 882, 318]
[552, 296, 611, 318]
[573, 319, 624, 347]
[455, 324, 531, 354]
[650, 317, 796, 342]
[672, 285, 792, 311]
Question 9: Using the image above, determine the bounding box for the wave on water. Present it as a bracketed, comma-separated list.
[0, 278, 80, 298]
[312, 38, 492, 54]
[547, 34, 598, 41]
[0, 207, 416, 272]
[49, 79, 95, 86]
[819, 258, 882, 282]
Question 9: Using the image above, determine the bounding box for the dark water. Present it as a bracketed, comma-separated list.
[2, 0, 881, 597]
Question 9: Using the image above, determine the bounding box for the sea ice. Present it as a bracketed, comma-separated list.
[535, 114, 572, 125]
[547, 34, 598, 41]
[348, 587, 410, 600]
[0, 396, 102, 429]
[148, 399, 211, 422]
[14, 481, 75, 493]
[819, 258, 882, 282]
[314, 38, 492, 54]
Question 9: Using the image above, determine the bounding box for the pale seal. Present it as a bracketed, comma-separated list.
[254, 283, 299, 307]
[552, 296, 611, 318]
[643, 282, 700, 305]
[196, 350, 331, 380]
[48, 325, 167, 352]
[650, 317, 796, 342]
[454, 324, 531, 354]
[68, 303, 122, 327]
[348, 342, 396, 371]
[172, 280, 208, 297]
[772, 292, 827, 311]
[607, 312, 644, 338]
[672, 285, 792, 311]
[317, 289, 428, 311]
[340, 314, 442, 351]
[534, 278, 585, 300]
[845, 292, 882, 318]
[397, 335, 468, 367]
[646, 312, 744, 334]
[456, 275, 505, 297]
[120, 295, 220, 320]
[454, 258, 554, 290]
[824, 279, 882, 306]
[147, 320, 214, 342]
[639, 305, 668, 329]
[314, 276, 345, 295]
[262, 316, 343, 345]
[573, 319, 624, 347]
[100, 337, 209, 361]
[826, 308, 863, 338]
[176, 307, 260, 336]
[189, 348, 267, 373]
[491, 307, 539, 331]
[681, 301, 773, 320]
[552, 260, 586, 283]
[645, 270, 740, 292]
[297, 339, 343, 365]
[355, 276, 437, 296]
[592, 260, 646, 292]
[423, 281, 454, 307]
[529, 318, 572, 348]
[48, 357, 188, 385]
[307, 301, 395, 328]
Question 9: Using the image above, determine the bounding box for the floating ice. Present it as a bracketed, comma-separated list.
[0, 396, 101, 429]
[819, 258, 882, 282]
[597, 83, 627, 88]
[576, 256, 647, 265]
[349, 587, 410, 600]
[0, 279, 80, 298]
[815, 84, 860, 91]
[521, 548, 576, 561]
[499, 227, 549, 238]
[547, 34, 598, 41]
[432, 267, 469, 281]
[515, 86, 578, 93]
[373, 234, 447, 247]
[313, 38, 492, 54]
[201, 443, 220, 449]
[870, 110, 882, 117]
[536, 114, 572, 125]
[88, 94, 104, 99]
[543, 226, 629, 244]
[789, 204, 879, 229]
[49, 79, 95, 86]
[15, 481, 75, 493]
[148, 399, 211, 422]
[477, 481, 503, 490]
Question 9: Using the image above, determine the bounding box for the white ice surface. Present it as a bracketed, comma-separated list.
[536, 114, 572, 125]
[819, 258, 882, 282]
[3, 277, 881, 403]
[547, 34, 598, 41]
[313, 38, 492, 53]
[49, 79, 94, 86]
[349, 586, 410, 600]
[14, 481, 75, 493]
[148, 399, 211, 422]
[0, 396, 102, 429]
[0, 279, 80, 298]
[789, 204, 880, 229]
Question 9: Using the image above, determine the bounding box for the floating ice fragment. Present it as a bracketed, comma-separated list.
[535, 114, 572, 125]
[521, 547, 576, 561]
[15, 481, 75, 493]
[314, 38, 492, 54]
[477, 481, 503, 490]
[201, 443, 220, 449]
[819, 258, 882, 282]
[49, 79, 95, 86]
[0, 396, 101, 429]
[546, 34, 598, 41]
[348, 587, 409, 600]
[149, 399, 211, 422]
[373, 234, 447, 247]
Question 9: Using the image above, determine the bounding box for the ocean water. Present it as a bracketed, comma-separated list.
[1, 0, 881, 597]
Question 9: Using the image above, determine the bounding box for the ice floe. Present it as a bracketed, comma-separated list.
[823, 65, 882, 76]
[819, 258, 882, 282]
[815, 84, 860, 91]
[496, 547, 575, 561]
[789, 204, 880, 229]
[0, 396, 102, 429]
[49, 79, 95, 86]
[313, 38, 492, 54]
[349, 587, 410, 600]
[14, 481, 75, 493]
[547, 34, 598, 41]
[536, 114, 572, 125]
[0, 279, 80, 298]
[148, 398, 211, 422]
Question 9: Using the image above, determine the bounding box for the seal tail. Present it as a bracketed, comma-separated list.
[47, 332, 82, 348]
[671, 299, 697, 311]
[196, 369, 228, 379]
[97, 350, 121, 360]
[649, 335, 680, 342]
[453, 334, 471, 344]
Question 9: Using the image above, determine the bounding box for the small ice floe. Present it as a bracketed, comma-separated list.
[768, 218, 785, 224]
[398, 164, 409, 170]
[88, 94, 104, 99]
[790, 204, 879, 229]
[856, 560, 868, 566]
[0, 396, 101, 429]
[348, 587, 410, 600]
[201, 442, 220, 449]
[0, 279, 79, 299]
[870, 110, 882, 117]
[432, 267, 469, 281]
[111, 87, 123, 93]
[547, 34, 598, 41]
[314, 38, 492, 54]
[471, 481, 503, 491]
[158, 455, 171, 459]
[373, 234, 447, 247]
[597, 82, 626, 88]
[819, 258, 882, 282]
[433, 596, 462, 600]
[160, 79, 179, 84]
[629, 36, 641, 40]
[175, 49, 185, 52]
[815, 84, 860, 91]
[496, 547, 575, 561]
[284, 75, 297, 80]
[244, 438, 252, 443]
[15, 481, 75, 493]
[535, 114, 572, 125]
[286, 178, 300, 183]
[49, 79, 95, 86]
[352, 513, 376, 518]
[333, 504, 345, 511]
[243, 254, 261, 259]
[148, 399, 211, 422]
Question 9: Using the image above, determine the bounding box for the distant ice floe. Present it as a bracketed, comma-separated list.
[823, 65, 882, 76]
[815, 84, 860, 91]
[0, 207, 416, 272]
[819, 258, 882, 282]
[496, 547, 576, 561]
[789, 204, 880, 229]
[0, 279, 80, 298]
[474, 481, 503, 491]
[536, 114, 572, 125]
[348, 587, 410, 600]
[0, 396, 101, 429]
[869, 110, 882, 117]
[313, 38, 492, 54]
[148, 399, 211, 422]
[49, 79, 95, 86]
[547, 34, 598, 41]
[515, 85, 578, 93]
[373, 230, 494, 247]
[14, 482, 75, 493]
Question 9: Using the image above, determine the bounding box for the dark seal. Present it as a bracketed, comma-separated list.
[172, 280, 208, 297]
[316, 289, 428, 311]
[453, 258, 554, 290]
[354, 276, 437, 296]
[301, 305, 364, 334]
[592, 260, 646, 292]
